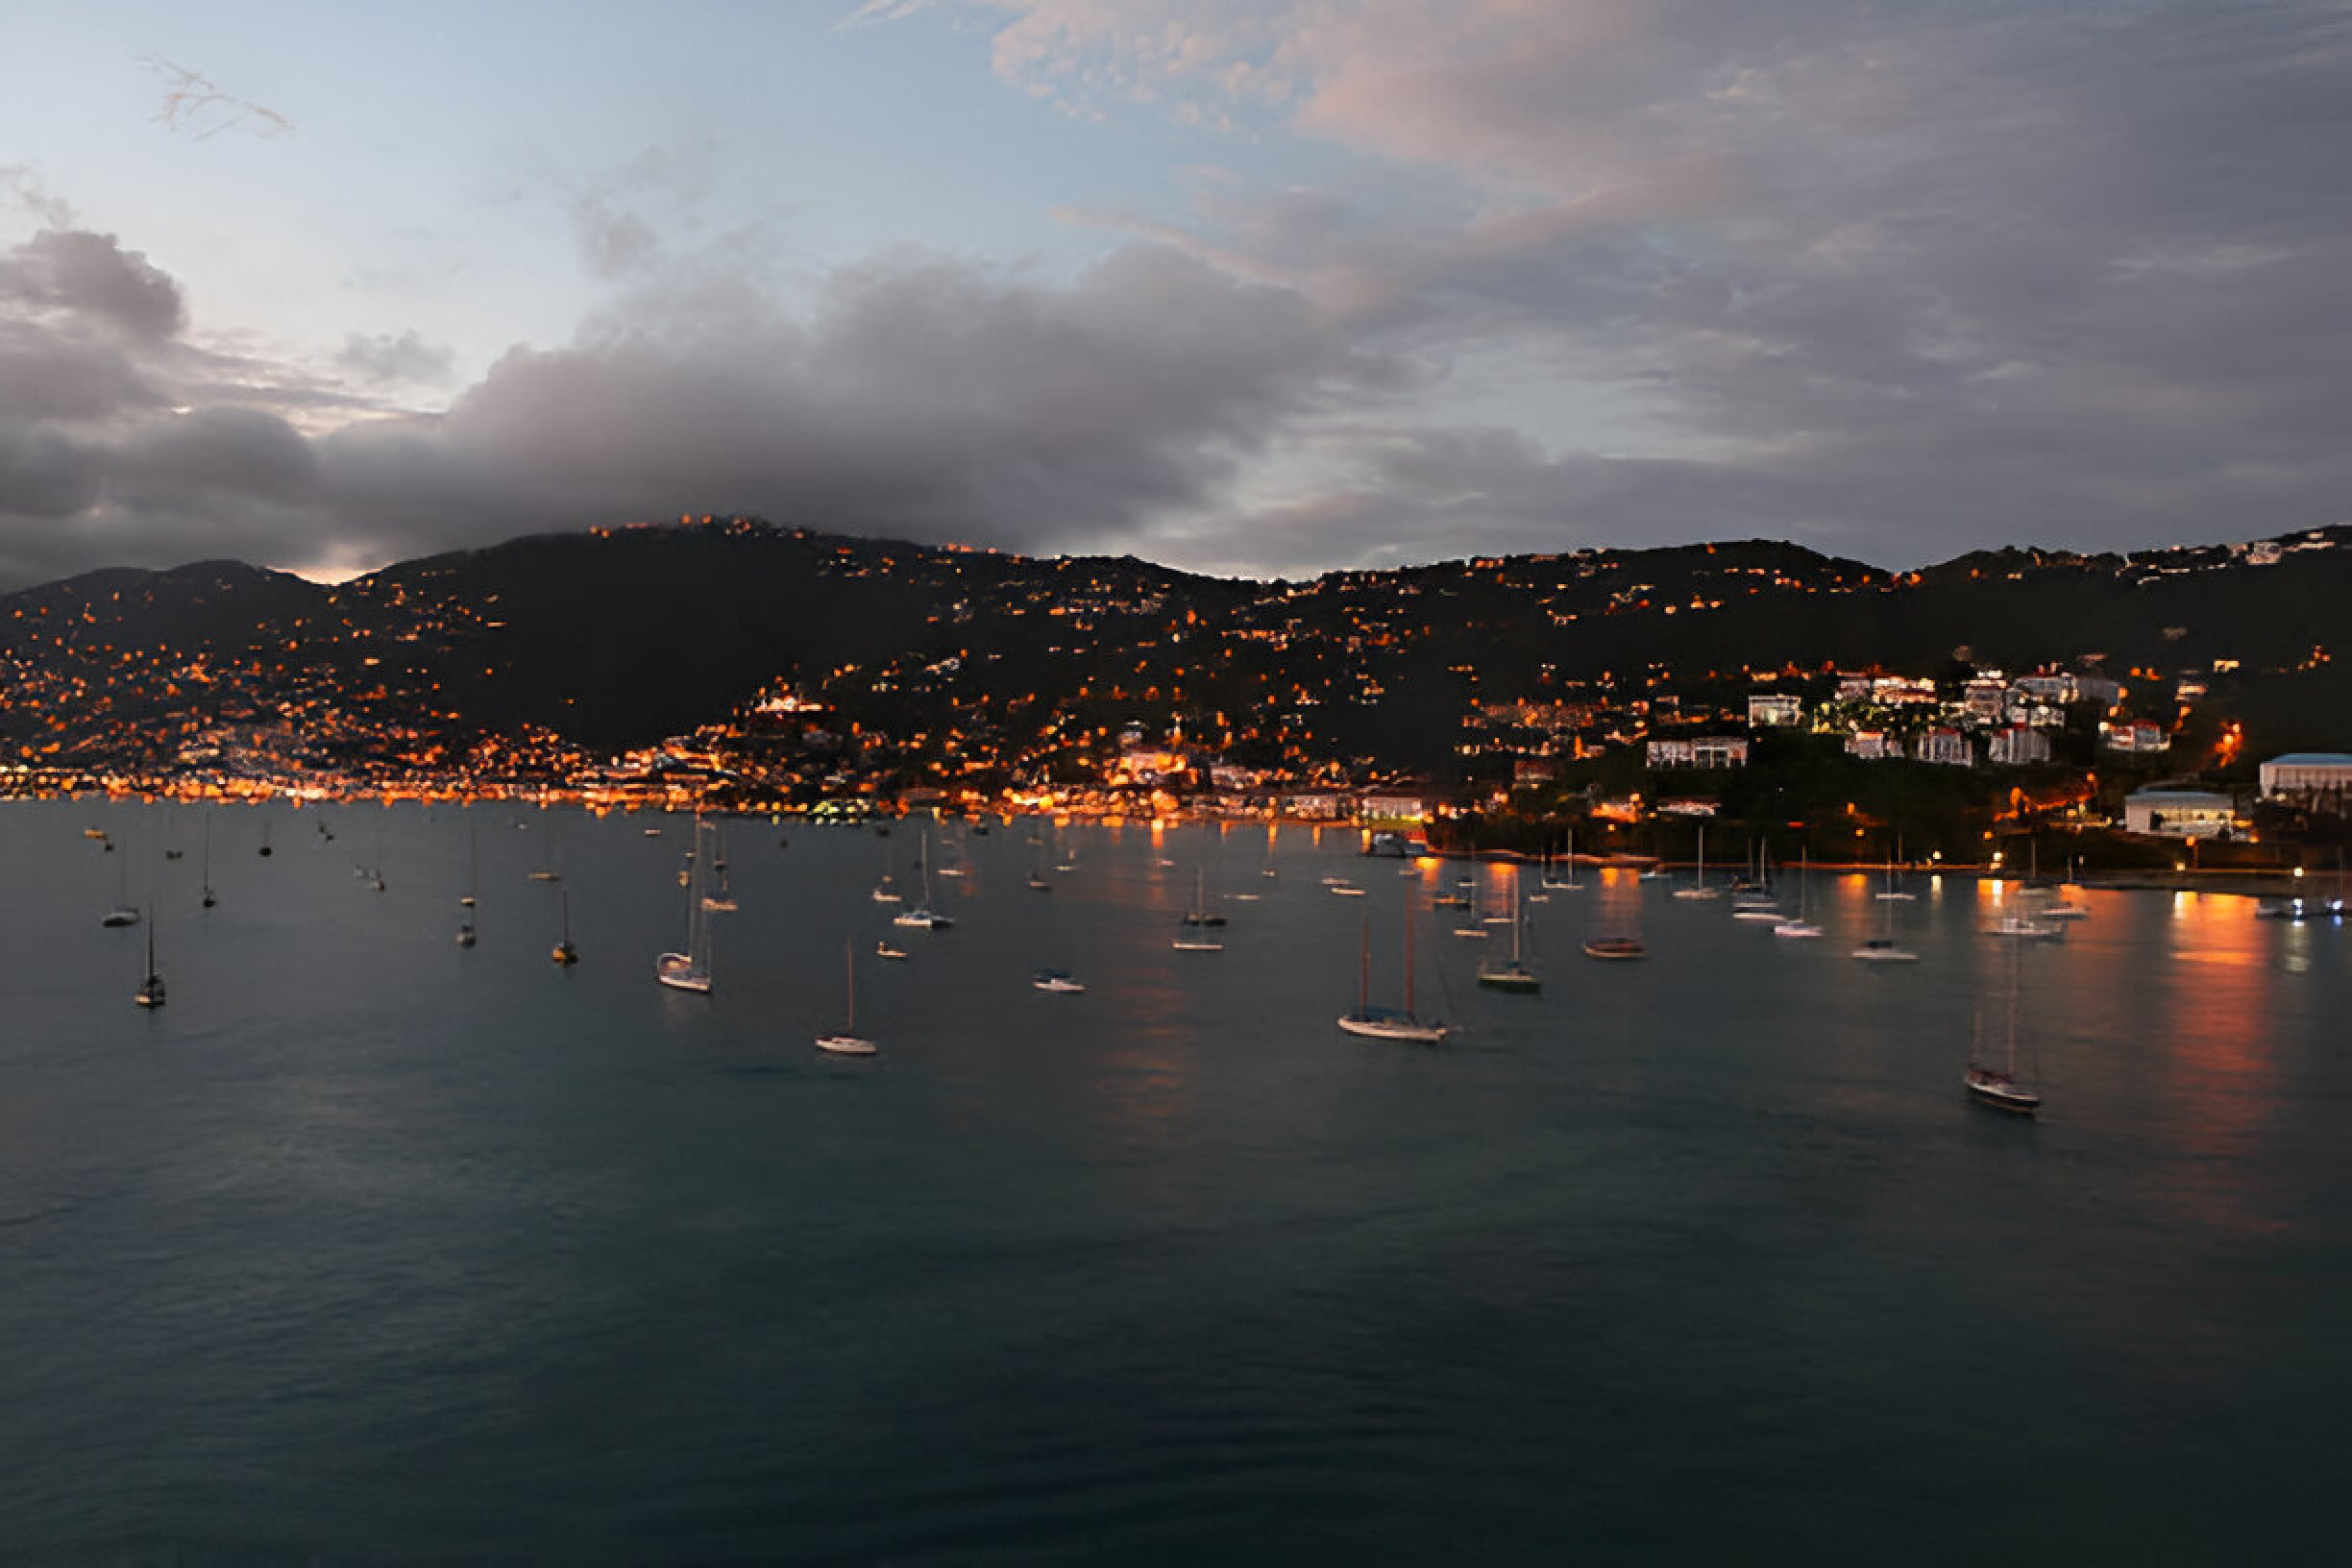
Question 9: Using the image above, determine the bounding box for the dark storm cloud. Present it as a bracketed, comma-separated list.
[0, 317, 162, 422]
[1, 211, 1386, 587]
[308, 239, 1387, 572]
[0, 227, 364, 584]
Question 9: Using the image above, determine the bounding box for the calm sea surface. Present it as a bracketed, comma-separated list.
[4, 799, 2348, 1563]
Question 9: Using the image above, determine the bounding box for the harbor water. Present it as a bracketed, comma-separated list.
[4, 800, 2348, 1562]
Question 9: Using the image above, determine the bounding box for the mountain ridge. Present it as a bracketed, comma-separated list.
[5, 517, 2346, 790]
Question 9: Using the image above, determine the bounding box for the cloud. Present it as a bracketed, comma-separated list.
[336, 330, 456, 387]
[9, 4, 2352, 588]
[309, 238, 1388, 572]
[919, 1, 2352, 565]
[0, 211, 1393, 586]
[1, 165, 76, 230]
[0, 228, 185, 340]
[0, 225, 381, 582]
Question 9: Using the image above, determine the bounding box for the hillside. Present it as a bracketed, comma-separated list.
[3, 518, 2346, 788]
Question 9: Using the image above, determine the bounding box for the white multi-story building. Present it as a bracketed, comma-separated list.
[1916, 728, 1974, 767]
[1360, 785, 1433, 821]
[1748, 693, 1804, 727]
[1987, 726, 2052, 766]
[2258, 752, 2352, 798]
[1692, 735, 1750, 769]
[1962, 675, 2010, 723]
[2122, 790, 2236, 837]
[1648, 735, 1750, 769]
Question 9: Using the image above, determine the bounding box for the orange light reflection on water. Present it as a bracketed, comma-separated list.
[2136, 893, 2290, 1235]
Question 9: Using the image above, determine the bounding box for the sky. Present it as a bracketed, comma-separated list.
[1, 1, 2346, 590]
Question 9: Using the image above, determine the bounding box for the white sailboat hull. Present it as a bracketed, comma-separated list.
[1964, 1066, 2041, 1112]
[816, 1034, 877, 1056]
[1337, 1012, 1447, 1042]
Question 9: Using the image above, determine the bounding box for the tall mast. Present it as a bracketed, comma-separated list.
[2006, 937, 2022, 1075]
[1405, 902, 1417, 1017]
[1512, 874, 1524, 963]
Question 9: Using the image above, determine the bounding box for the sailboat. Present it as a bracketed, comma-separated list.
[1540, 828, 1579, 893]
[1181, 864, 1226, 926]
[2257, 849, 2347, 921]
[817, 938, 877, 1055]
[1583, 867, 1648, 959]
[655, 818, 716, 992]
[102, 841, 140, 926]
[1987, 889, 2063, 940]
[1172, 848, 1226, 946]
[134, 913, 165, 1008]
[1476, 874, 1540, 992]
[893, 829, 952, 929]
[1730, 838, 1781, 919]
[1774, 849, 1823, 938]
[1852, 859, 1919, 962]
[2039, 880, 2091, 921]
[1452, 874, 1493, 939]
[551, 889, 578, 966]
[1965, 939, 2042, 1112]
[1338, 907, 1447, 1041]
[201, 808, 217, 909]
[1875, 837, 1916, 900]
[456, 818, 478, 946]
[1672, 825, 1719, 899]
[700, 822, 737, 911]
[527, 814, 563, 883]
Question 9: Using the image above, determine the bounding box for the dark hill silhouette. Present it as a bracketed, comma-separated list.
[4, 517, 2345, 776]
